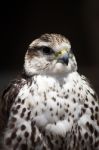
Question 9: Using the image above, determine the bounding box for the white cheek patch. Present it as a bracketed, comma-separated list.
[24, 59, 37, 75]
[24, 54, 50, 75]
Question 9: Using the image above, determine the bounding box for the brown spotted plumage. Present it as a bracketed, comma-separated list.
[0, 33, 99, 150]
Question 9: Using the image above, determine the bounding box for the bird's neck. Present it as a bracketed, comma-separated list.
[30, 71, 78, 86]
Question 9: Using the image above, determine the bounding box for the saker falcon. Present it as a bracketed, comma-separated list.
[0, 33, 99, 150]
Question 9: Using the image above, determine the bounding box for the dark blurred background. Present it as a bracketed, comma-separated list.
[0, 0, 99, 94]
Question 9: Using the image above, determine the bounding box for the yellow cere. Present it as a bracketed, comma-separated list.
[55, 48, 67, 58]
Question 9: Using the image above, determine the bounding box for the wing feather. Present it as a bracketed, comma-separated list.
[0, 78, 26, 134]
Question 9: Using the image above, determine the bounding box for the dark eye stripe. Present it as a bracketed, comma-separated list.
[28, 46, 40, 51]
[28, 46, 54, 55]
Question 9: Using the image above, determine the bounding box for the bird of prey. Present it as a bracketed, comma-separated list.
[0, 33, 99, 150]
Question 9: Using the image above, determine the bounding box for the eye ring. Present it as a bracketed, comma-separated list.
[42, 46, 54, 55]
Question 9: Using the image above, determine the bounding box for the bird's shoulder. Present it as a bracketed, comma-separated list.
[0, 75, 28, 133]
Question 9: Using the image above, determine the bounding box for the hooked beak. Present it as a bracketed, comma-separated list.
[55, 49, 69, 65]
[57, 54, 69, 65]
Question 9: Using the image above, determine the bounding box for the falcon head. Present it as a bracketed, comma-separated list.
[24, 33, 77, 76]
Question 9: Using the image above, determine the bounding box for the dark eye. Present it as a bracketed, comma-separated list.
[42, 47, 53, 55]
